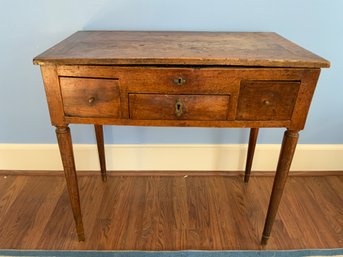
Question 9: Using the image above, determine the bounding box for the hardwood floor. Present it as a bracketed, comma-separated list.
[0, 173, 342, 250]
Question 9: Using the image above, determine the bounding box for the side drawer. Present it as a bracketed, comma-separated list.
[59, 77, 121, 118]
[236, 80, 300, 120]
[129, 94, 230, 121]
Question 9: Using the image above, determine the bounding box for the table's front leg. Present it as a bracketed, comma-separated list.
[261, 129, 299, 245]
[55, 125, 85, 241]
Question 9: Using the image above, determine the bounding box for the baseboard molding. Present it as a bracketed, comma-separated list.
[1, 170, 342, 177]
[0, 144, 342, 172]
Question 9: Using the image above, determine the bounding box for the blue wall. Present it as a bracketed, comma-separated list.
[0, 0, 342, 144]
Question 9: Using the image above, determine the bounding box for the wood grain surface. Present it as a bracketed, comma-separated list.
[236, 81, 300, 121]
[0, 174, 341, 250]
[43, 65, 320, 130]
[60, 77, 121, 118]
[129, 94, 230, 121]
[33, 31, 330, 68]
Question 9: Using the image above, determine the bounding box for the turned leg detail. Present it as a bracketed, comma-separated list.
[244, 128, 259, 183]
[55, 126, 85, 241]
[261, 129, 299, 245]
[94, 125, 107, 182]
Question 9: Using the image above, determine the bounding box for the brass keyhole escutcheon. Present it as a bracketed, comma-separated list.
[173, 77, 186, 86]
[175, 99, 183, 117]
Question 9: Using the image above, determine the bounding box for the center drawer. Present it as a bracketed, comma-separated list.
[129, 94, 230, 121]
[125, 68, 238, 94]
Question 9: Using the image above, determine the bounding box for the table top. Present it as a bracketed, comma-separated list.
[33, 31, 329, 68]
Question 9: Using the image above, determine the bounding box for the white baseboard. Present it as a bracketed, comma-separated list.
[0, 144, 342, 172]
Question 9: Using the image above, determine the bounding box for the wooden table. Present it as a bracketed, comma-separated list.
[33, 31, 329, 245]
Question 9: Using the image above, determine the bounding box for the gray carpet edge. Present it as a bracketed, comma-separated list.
[0, 248, 342, 257]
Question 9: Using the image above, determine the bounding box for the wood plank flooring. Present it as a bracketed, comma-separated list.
[0, 174, 342, 250]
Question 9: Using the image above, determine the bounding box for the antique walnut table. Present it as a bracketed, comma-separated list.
[33, 31, 329, 245]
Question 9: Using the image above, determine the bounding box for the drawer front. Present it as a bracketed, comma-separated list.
[129, 94, 230, 121]
[60, 77, 121, 118]
[126, 68, 238, 94]
[236, 80, 300, 120]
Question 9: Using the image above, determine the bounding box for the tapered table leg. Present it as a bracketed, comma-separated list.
[261, 129, 299, 245]
[244, 128, 259, 183]
[56, 126, 85, 241]
[94, 125, 107, 182]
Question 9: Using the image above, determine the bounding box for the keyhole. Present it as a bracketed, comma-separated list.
[176, 103, 181, 111]
[175, 99, 183, 117]
[174, 77, 186, 86]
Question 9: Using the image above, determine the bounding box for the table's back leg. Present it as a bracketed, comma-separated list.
[55, 125, 85, 241]
[94, 125, 107, 182]
[244, 128, 259, 183]
[261, 129, 299, 245]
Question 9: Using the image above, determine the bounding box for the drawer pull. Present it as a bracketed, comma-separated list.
[173, 77, 186, 86]
[175, 99, 183, 117]
[263, 100, 271, 105]
[88, 96, 95, 105]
